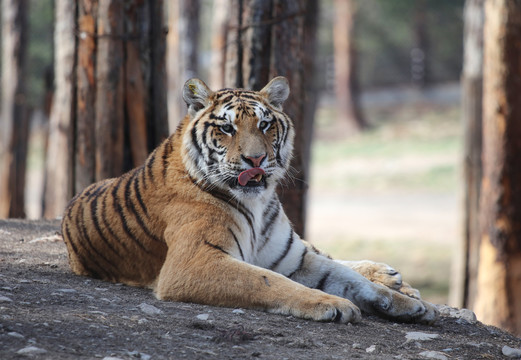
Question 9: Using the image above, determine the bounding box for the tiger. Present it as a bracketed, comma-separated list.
[62, 77, 439, 324]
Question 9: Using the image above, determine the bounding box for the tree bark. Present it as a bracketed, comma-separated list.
[167, 0, 200, 130]
[95, 0, 125, 181]
[209, 0, 230, 90]
[43, 0, 168, 219]
[43, 0, 75, 219]
[0, 0, 29, 218]
[458, 0, 485, 310]
[333, 0, 365, 133]
[75, 0, 97, 192]
[475, 0, 521, 336]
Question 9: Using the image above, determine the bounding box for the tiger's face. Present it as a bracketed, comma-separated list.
[181, 77, 294, 199]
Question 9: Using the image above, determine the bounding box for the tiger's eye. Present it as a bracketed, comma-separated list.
[220, 124, 234, 134]
[259, 120, 271, 132]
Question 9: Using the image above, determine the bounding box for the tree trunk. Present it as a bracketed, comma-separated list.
[457, 0, 485, 310]
[209, 0, 229, 90]
[474, 0, 521, 336]
[43, 0, 168, 219]
[43, 0, 75, 219]
[75, 0, 97, 192]
[95, 0, 125, 180]
[0, 0, 29, 218]
[333, 0, 365, 133]
[167, 0, 200, 130]
[220, 0, 318, 237]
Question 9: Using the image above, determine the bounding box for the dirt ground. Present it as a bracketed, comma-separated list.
[1, 219, 520, 360]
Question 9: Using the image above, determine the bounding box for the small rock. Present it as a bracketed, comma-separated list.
[365, 345, 376, 353]
[232, 309, 245, 314]
[7, 331, 25, 339]
[58, 288, 76, 293]
[138, 303, 163, 315]
[0, 295, 13, 302]
[503, 345, 521, 358]
[418, 351, 448, 360]
[102, 357, 124, 360]
[352, 343, 362, 349]
[196, 313, 210, 321]
[457, 308, 477, 323]
[405, 331, 439, 341]
[16, 346, 47, 355]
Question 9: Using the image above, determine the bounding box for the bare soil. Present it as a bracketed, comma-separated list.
[1, 219, 520, 360]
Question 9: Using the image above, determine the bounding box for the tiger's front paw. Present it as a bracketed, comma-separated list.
[337, 260, 421, 299]
[363, 285, 439, 324]
[289, 292, 362, 324]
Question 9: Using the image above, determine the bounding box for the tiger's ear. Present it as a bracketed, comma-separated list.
[260, 76, 290, 109]
[183, 78, 213, 114]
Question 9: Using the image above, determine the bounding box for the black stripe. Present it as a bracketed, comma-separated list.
[75, 202, 115, 277]
[261, 202, 280, 237]
[315, 271, 331, 291]
[269, 230, 294, 270]
[287, 248, 307, 279]
[112, 177, 154, 255]
[146, 150, 157, 185]
[64, 223, 102, 280]
[124, 171, 162, 243]
[191, 121, 203, 157]
[221, 95, 234, 103]
[90, 188, 124, 260]
[101, 189, 129, 251]
[133, 166, 149, 217]
[229, 228, 244, 260]
[204, 240, 229, 255]
[161, 141, 173, 182]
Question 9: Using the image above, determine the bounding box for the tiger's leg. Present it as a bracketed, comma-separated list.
[286, 240, 438, 323]
[300, 240, 421, 299]
[335, 260, 421, 299]
[154, 227, 361, 323]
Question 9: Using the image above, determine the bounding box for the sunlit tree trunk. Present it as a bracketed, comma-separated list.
[0, 0, 29, 218]
[43, 0, 75, 219]
[457, 0, 485, 310]
[333, 0, 365, 133]
[474, 0, 521, 336]
[209, 0, 229, 90]
[167, 0, 200, 131]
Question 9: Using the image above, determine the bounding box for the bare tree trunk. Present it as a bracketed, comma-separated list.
[209, 0, 229, 90]
[333, 0, 365, 133]
[0, 0, 29, 218]
[75, 0, 97, 192]
[457, 0, 485, 310]
[43, 0, 75, 219]
[475, 0, 521, 336]
[148, 0, 169, 145]
[95, 0, 125, 181]
[221, 0, 318, 237]
[167, 0, 200, 131]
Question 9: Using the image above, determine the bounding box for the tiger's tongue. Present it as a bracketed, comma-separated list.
[238, 168, 265, 186]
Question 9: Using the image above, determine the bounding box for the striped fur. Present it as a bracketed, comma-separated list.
[62, 77, 438, 324]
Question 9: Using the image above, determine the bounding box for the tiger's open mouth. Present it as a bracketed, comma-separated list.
[238, 168, 266, 188]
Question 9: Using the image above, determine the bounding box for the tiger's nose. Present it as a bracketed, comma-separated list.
[242, 154, 266, 168]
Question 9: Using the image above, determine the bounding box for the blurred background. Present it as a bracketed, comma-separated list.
[1, 0, 519, 335]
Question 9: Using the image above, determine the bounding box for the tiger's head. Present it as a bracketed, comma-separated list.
[181, 77, 295, 199]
